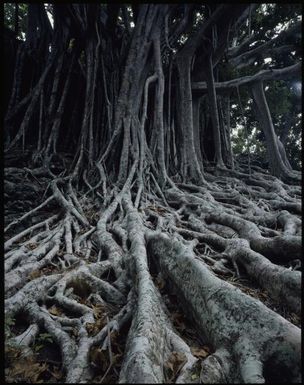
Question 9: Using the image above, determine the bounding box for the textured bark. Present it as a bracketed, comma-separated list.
[147, 233, 301, 383]
[176, 57, 205, 182]
[5, 161, 301, 383]
[205, 54, 225, 168]
[4, 4, 301, 384]
[192, 97, 203, 165]
[251, 81, 299, 182]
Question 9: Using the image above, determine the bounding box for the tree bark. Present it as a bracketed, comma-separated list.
[251, 81, 299, 181]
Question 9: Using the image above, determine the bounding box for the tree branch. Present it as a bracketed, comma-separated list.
[192, 62, 301, 92]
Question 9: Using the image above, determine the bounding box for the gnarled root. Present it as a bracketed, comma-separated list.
[119, 195, 198, 383]
[147, 232, 301, 383]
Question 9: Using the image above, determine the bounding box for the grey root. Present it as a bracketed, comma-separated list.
[4, 3, 301, 385]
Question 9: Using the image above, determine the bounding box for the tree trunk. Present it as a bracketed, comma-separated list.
[251, 81, 299, 182]
[205, 54, 225, 168]
[176, 57, 205, 182]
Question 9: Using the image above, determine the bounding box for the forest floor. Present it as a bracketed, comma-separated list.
[4, 152, 301, 383]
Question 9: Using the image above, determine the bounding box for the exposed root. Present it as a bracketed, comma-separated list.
[5, 165, 301, 383]
[147, 232, 301, 383]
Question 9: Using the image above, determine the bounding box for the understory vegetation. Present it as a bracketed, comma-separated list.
[4, 3, 301, 383]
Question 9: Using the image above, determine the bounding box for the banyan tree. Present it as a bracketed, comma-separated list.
[4, 4, 302, 383]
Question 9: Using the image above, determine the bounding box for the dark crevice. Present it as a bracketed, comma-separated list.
[100, 267, 116, 283]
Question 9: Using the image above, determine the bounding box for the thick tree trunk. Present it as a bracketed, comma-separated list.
[251, 81, 300, 182]
[176, 57, 205, 182]
[192, 96, 204, 166]
[205, 54, 225, 168]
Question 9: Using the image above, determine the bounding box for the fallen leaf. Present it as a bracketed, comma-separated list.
[28, 270, 42, 280]
[191, 347, 209, 358]
[86, 322, 96, 335]
[92, 304, 105, 319]
[164, 351, 187, 382]
[48, 305, 63, 316]
[164, 359, 174, 372]
[26, 243, 38, 250]
[9, 358, 48, 383]
[89, 347, 108, 371]
[86, 318, 106, 336]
